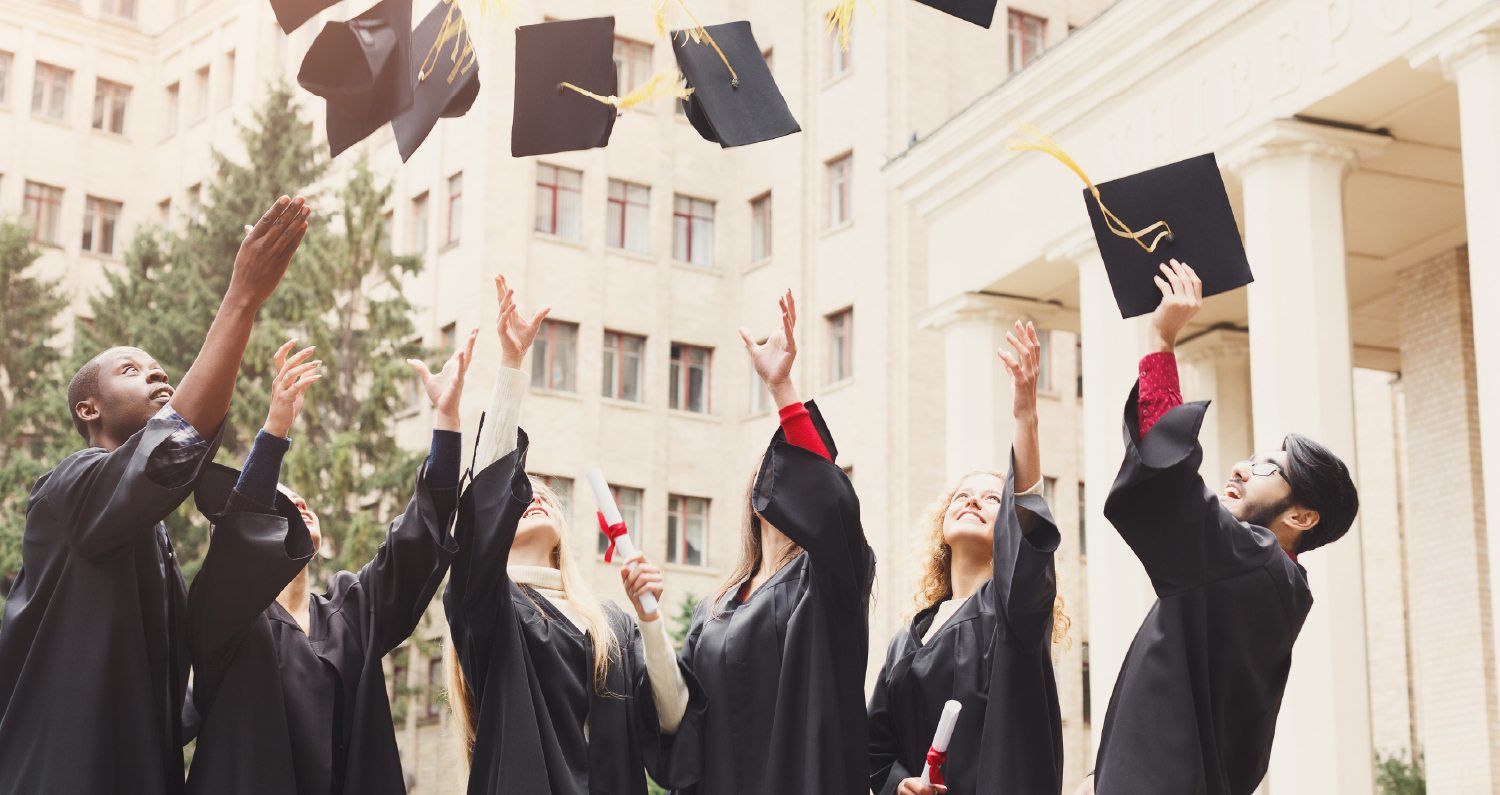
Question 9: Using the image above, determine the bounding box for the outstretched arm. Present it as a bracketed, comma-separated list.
[234, 339, 320, 506]
[998, 319, 1041, 495]
[740, 290, 829, 460]
[169, 196, 310, 437]
[1138, 260, 1201, 436]
[474, 273, 550, 470]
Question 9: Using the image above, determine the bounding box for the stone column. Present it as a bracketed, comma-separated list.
[918, 292, 1056, 482]
[1228, 118, 1386, 795]
[1073, 242, 1155, 763]
[1175, 329, 1252, 490]
[1397, 246, 1496, 793]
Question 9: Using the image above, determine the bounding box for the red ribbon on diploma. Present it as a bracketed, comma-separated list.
[926, 748, 948, 787]
[598, 511, 629, 563]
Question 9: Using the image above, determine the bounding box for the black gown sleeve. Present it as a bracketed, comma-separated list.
[867, 630, 913, 795]
[991, 450, 1062, 654]
[638, 605, 708, 790]
[1103, 384, 1275, 593]
[751, 401, 872, 616]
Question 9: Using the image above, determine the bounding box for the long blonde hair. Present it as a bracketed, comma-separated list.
[448, 477, 622, 767]
[910, 471, 1071, 651]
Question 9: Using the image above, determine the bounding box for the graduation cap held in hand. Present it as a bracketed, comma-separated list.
[910, 0, 1000, 28]
[392, 0, 480, 162]
[1009, 125, 1253, 319]
[672, 21, 800, 148]
[297, 0, 414, 159]
[511, 17, 620, 157]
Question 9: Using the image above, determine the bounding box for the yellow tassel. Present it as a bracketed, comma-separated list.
[652, 0, 670, 40]
[418, 0, 478, 83]
[825, 0, 854, 52]
[470, 0, 514, 22]
[1006, 122, 1174, 253]
[560, 69, 693, 109]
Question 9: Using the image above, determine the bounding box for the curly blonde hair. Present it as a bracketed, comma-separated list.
[910, 471, 1071, 652]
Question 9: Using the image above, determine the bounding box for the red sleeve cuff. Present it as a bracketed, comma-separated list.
[778, 402, 832, 461]
[1138, 352, 1183, 436]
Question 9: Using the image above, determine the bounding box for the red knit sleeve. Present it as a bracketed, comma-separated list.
[778, 402, 831, 460]
[1138, 352, 1183, 436]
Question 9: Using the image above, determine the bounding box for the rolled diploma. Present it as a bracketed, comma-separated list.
[586, 467, 658, 616]
[919, 700, 963, 786]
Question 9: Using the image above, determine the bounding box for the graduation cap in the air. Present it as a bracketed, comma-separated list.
[270, 0, 340, 35]
[392, 0, 480, 162]
[297, 0, 414, 159]
[910, 0, 1000, 28]
[1009, 126, 1252, 318]
[511, 17, 619, 158]
[672, 21, 800, 148]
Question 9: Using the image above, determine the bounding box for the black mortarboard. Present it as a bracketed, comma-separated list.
[270, 0, 340, 35]
[672, 21, 800, 148]
[297, 0, 413, 159]
[392, 0, 480, 162]
[511, 17, 618, 158]
[911, 0, 1000, 28]
[1083, 153, 1253, 318]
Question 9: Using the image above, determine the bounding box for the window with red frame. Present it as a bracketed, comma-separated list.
[426, 653, 443, 717]
[447, 173, 463, 244]
[92, 78, 129, 134]
[751, 193, 771, 261]
[535, 164, 582, 240]
[532, 320, 578, 392]
[82, 197, 122, 255]
[1008, 9, 1045, 72]
[828, 309, 853, 383]
[597, 485, 642, 556]
[670, 344, 711, 413]
[613, 38, 653, 95]
[827, 25, 851, 77]
[602, 331, 645, 402]
[32, 62, 71, 121]
[607, 180, 650, 253]
[666, 495, 708, 566]
[23, 181, 64, 245]
[827, 154, 851, 226]
[672, 195, 715, 267]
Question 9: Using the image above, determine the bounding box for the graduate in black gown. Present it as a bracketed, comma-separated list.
[868, 320, 1068, 795]
[445, 275, 702, 795]
[1075, 262, 1360, 795]
[183, 329, 477, 794]
[0, 196, 310, 795]
[670, 290, 875, 795]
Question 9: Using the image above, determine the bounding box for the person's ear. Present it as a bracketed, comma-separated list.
[1283, 506, 1320, 533]
[76, 397, 101, 424]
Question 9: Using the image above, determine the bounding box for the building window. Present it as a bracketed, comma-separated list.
[158, 198, 171, 225]
[534, 474, 573, 523]
[188, 183, 203, 225]
[751, 193, 771, 262]
[532, 319, 578, 392]
[667, 495, 708, 566]
[221, 50, 236, 108]
[749, 351, 772, 414]
[598, 485, 643, 556]
[103, 0, 135, 19]
[1075, 338, 1083, 398]
[1036, 329, 1052, 391]
[81, 197, 122, 255]
[827, 24, 851, 77]
[613, 38, 653, 95]
[1078, 481, 1086, 555]
[195, 66, 210, 122]
[670, 344, 711, 414]
[1042, 476, 1056, 504]
[440, 323, 457, 352]
[23, 182, 64, 245]
[412, 192, 429, 253]
[607, 180, 650, 253]
[1008, 9, 1045, 72]
[426, 653, 444, 717]
[535, 164, 582, 240]
[828, 309, 852, 383]
[827, 154, 851, 226]
[672, 195, 715, 267]
[0, 51, 12, 106]
[447, 173, 463, 244]
[93, 79, 129, 134]
[32, 62, 72, 121]
[1082, 641, 1091, 725]
[602, 331, 645, 402]
[165, 82, 180, 136]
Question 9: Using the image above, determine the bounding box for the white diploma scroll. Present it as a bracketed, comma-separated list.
[586, 467, 658, 617]
[919, 700, 963, 787]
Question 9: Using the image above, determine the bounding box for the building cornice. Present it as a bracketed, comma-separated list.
[916, 291, 1062, 332]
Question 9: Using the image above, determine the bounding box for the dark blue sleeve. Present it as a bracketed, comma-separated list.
[427, 429, 462, 491]
[234, 430, 290, 507]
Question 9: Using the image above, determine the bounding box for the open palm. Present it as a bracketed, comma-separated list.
[494, 273, 551, 370]
[739, 289, 798, 389]
[408, 328, 477, 427]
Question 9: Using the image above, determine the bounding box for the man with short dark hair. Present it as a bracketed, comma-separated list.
[0, 196, 311, 795]
[1080, 260, 1359, 795]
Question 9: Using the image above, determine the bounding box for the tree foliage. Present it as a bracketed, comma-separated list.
[1376, 751, 1425, 795]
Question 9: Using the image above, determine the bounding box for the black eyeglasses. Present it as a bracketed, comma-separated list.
[1238, 460, 1286, 480]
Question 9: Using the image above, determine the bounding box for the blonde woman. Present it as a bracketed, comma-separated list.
[444, 276, 700, 795]
[867, 320, 1068, 795]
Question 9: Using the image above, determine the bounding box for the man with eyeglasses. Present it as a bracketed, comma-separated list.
[1076, 260, 1360, 795]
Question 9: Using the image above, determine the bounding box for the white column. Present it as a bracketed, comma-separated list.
[1176, 329, 1253, 491]
[1442, 35, 1500, 762]
[1228, 118, 1384, 795]
[918, 293, 1055, 482]
[1073, 243, 1156, 764]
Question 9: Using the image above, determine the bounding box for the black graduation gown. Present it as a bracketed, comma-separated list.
[867, 456, 1063, 795]
[672, 401, 875, 795]
[445, 429, 706, 795]
[1093, 385, 1313, 795]
[0, 416, 222, 795]
[185, 462, 459, 795]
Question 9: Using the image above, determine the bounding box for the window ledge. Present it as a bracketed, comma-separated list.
[439, 239, 460, 254]
[671, 260, 723, 277]
[819, 377, 855, 396]
[534, 231, 588, 250]
[532, 386, 584, 401]
[100, 13, 140, 28]
[822, 68, 855, 90]
[30, 114, 72, 130]
[668, 408, 721, 423]
[90, 127, 129, 141]
[743, 256, 773, 275]
[820, 220, 853, 239]
[602, 397, 651, 412]
[663, 562, 719, 576]
[743, 407, 774, 420]
[607, 247, 657, 264]
[79, 250, 121, 263]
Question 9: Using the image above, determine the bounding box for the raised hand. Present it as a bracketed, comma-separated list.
[231, 196, 311, 308]
[494, 274, 552, 370]
[738, 289, 799, 409]
[619, 550, 665, 623]
[263, 338, 321, 438]
[408, 327, 478, 432]
[997, 320, 1040, 421]
[1145, 259, 1202, 353]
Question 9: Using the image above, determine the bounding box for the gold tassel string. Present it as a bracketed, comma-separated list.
[418, 0, 478, 84]
[826, 0, 854, 52]
[560, 69, 694, 109]
[654, 0, 738, 85]
[470, 0, 515, 23]
[1005, 122, 1174, 253]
